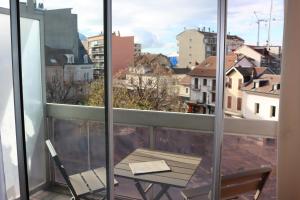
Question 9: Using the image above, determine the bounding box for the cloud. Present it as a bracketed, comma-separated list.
[34, 0, 284, 54]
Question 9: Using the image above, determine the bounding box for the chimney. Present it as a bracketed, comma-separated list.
[27, 0, 36, 9]
[38, 3, 44, 9]
[203, 27, 206, 32]
[208, 27, 211, 32]
[251, 68, 257, 78]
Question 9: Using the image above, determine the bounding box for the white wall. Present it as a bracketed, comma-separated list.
[235, 45, 262, 66]
[242, 92, 279, 121]
[190, 77, 215, 105]
[64, 64, 94, 82]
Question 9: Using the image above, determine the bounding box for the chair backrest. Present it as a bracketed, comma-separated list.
[221, 167, 272, 200]
[45, 140, 78, 198]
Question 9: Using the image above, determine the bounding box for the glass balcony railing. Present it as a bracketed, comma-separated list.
[44, 103, 277, 200]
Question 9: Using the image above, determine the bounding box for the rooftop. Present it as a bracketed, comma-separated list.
[188, 54, 237, 77]
[242, 74, 281, 95]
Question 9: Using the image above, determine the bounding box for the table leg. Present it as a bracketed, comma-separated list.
[134, 180, 148, 200]
[165, 191, 172, 200]
[153, 184, 171, 200]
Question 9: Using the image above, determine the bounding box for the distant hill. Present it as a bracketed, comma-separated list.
[79, 33, 87, 41]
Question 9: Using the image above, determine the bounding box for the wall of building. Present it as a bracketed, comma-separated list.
[64, 64, 94, 82]
[190, 77, 215, 106]
[177, 29, 206, 68]
[179, 85, 190, 98]
[235, 45, 262, 66]
[112, 35, 134, 75]
[224, 70, 243, 116]
[242, 92, 279, 121]
[44, 9, 79, 59]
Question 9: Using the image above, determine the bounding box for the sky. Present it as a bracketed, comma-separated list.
[0, 0, 284, 56]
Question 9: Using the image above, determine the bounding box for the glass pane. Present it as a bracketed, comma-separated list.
[17, 0, 107, 199]
[111, 0, 218, 198]
[223, 0, 284, 199]
[0, 5, 21, 199]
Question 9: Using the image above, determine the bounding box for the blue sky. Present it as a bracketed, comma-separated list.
[0, 0, 284, 56]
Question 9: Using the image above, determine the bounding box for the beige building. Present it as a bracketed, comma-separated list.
[225, 63, 273, 117]
[177, 29, 206, 69]
[86, 35, 105, 69]
[176, 28, 244, 69]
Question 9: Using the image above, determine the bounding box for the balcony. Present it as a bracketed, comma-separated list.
[91, 49, 104, 54]
[191, 85, 201, 91]
[30, 103, 278, 200]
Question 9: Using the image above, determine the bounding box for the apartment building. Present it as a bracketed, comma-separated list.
[134, 43, 142, 55]
[187, 54, 237, 114]
[176, 28, 244, 68]
[242, 74, 280, 121]
[86, 33, 135, 75]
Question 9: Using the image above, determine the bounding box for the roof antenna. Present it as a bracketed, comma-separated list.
[254, 11, 268, 46]
[267, 0, 273, 50]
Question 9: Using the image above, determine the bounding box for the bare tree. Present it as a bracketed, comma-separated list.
[46, 70, 88, 104]
[88, 66, 184, 112]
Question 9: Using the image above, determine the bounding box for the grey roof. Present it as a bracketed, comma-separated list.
[171, 68, 191, 75]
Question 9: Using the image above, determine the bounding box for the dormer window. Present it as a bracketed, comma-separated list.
[273, 84, 281, 90]
[65, 54, 75, 64]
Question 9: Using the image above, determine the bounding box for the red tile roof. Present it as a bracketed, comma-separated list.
[188, 54, 237, 77]
[242, 74, 281, 95]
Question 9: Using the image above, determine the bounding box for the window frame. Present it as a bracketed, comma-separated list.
[255, 103, 260, 114]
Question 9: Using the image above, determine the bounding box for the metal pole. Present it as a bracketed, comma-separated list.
[9, 0, 30, 199]
[267, 0, 273, 49]
[103, 0, 114, 198]
[212, 0, 227, 199]
[257, 21, 260, 46]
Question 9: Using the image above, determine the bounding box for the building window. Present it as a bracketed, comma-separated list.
[227, 96, 232, 109]
[189, 38, 192, 42]
[194, 78, 199, 89]
[270, 106, 276, 117]
[212, 93, 216, 103]
[255, 103, 260, 114]
[238, 79, 243, 90]
[203, 79, 207, 86]
[237, 98, 242, 111]
[212, 79, 216, 91]
[186, 87, 189, 94]
[227, 78, 232, 88]
[203, 92, 207, 103]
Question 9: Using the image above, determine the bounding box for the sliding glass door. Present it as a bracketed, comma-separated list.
[4, 0, 282, 199]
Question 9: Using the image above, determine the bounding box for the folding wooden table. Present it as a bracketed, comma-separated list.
[114, 148, 202, 200]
